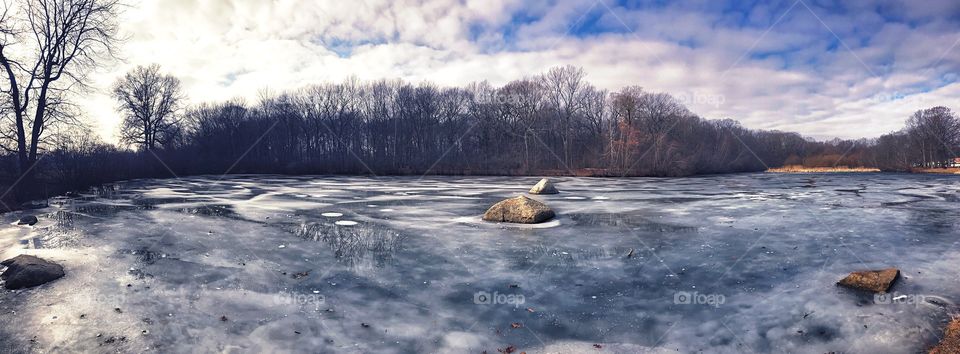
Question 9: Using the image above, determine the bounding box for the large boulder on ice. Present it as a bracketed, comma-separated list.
[528, 178, 559, 194]
[1, 255, 64, 290]
[930, 318, 960, 354]
[17, 215, 38, 226]
[836, 268, 899, 293]
[482, 196, 555, 224]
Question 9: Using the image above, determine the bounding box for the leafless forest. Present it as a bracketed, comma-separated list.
[1, 0, 958, 211]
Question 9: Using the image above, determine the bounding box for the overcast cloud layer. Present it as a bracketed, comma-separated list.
[81, 0, 960, 142]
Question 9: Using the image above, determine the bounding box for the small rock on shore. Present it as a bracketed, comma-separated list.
[836, 268, 899, 293]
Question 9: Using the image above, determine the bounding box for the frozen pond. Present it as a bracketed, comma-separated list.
[1, 173, 960, 353]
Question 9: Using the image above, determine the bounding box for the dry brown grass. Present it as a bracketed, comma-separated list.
[766, 165, 880, 173]
[929, 317, 960, 354]
[912, 167, 960, 174]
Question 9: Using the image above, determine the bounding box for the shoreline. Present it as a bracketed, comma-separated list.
[911, 167, 960, 174]
[767, 166, 960, 175]
[766, 166, 881, 173]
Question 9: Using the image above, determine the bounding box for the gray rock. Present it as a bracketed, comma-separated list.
[17, 215, 38, 226]
[529, 178, 559, 194]
[1, 255, 65, 290]
[482, 195, 555, 224]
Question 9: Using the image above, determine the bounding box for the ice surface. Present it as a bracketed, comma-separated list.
[0, 173, 958, 353]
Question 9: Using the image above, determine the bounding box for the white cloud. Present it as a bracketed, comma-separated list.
[79, 0, 960, 143]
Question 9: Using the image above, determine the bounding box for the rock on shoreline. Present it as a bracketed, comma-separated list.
[1, 255, 65, 290]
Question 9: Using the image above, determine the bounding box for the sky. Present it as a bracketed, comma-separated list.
[80, 0, 960, 142]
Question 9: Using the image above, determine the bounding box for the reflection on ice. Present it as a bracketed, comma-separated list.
[568, 212, 699, 232]
[294, 222, 404, 268]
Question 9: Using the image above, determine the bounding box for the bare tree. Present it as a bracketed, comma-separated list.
[870, 131, 913, 171]
[608, 86, 644, 171]
[579, 84, 607, 166]
[906, 106, 960, 168]
[0, 0, 119, 179]
[541, 65, 586, 167]
[113, 64, 184, 150]
[638, 92, 688, 135]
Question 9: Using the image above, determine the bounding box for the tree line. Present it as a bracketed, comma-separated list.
[1, 0, 959, 212]
[112, 65, 816, 178]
